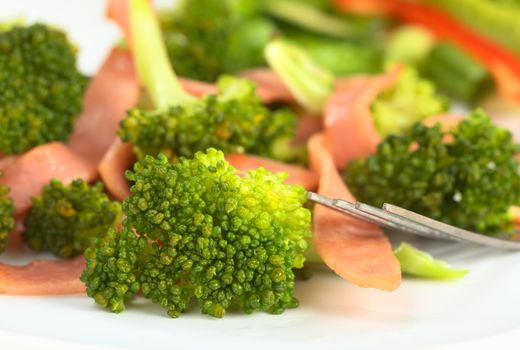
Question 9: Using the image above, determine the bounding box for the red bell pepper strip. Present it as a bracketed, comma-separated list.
[333, 0, 520, 104]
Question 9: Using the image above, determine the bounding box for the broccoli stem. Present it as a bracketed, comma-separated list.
[265, 39, 334, 114]
[264, 0, 358, 39]
[129, 0, 194, 108]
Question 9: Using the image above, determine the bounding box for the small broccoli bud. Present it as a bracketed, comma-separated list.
[84, 149, 312, 318]
[0, 24, 87, 154]
[345, 110, 520, 234]
[371, 66, 448, 138]
[0, 172, 15, 253]
[81, 227, 146, 313]
[119, 76, 299, 162]
[23, 179, 121, 258]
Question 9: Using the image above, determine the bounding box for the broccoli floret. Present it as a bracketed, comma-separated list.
[371, 66, 448, 138]
[119, 0, 299, 163]
[82, 149, 312, 318]
[345, 110, 520, 234]
[159, 0, 276, 82]
[0, 172, 15, 253]
[0, 24, 87, 154]
[81, 227, 146, 313]
[23, 179, 122, 258]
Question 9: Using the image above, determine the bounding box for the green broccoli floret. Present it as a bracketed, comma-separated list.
[159, 0, 276, 82]
[0, 23, 88, 154]
[371, 66, 448, 138]
[345, 110, 520, 234]
[119, 0, 300, 163]
[23, 179, 121, 258]
[0, 172, 15, 253]
[81, 149, 312, 318]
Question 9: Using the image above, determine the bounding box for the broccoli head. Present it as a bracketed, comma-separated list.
[119, 0, 300, 163]
[160, 0, 275, 82]
[0, 23, 88, 154]
[82, 149, 312, 318]
[23, 179, 122, 258]
[371, 66, 448, 138]
[0, 172, 15, 253]
[345, 110, 520, 234]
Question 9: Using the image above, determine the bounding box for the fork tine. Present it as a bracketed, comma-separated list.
[307, 192, 520, 250]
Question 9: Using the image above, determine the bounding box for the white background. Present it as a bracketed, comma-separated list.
[1, 1, 520, 349]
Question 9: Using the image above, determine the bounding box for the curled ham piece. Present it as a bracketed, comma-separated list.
[0, 256, 86, 295]
[325, 66, 403, 169]
[99, 140, 135, 201]
[308, 133, 401, 291]
[240, 68, 295, 104]
[68, 48, 139, 165]
[0, 143, 97, 216]
[225, 153, 319, 190]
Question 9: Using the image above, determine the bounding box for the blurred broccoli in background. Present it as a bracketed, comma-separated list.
[158, 0, 386, 82]
[0, 23, 87, 154]
[23, 179, 121, 258]
[82, 149, 312, 318]
[0, 172, 15, 254]
[371, 66, 448, 137]
[345, 110, 520, 234]
[159, 0, 276, 82]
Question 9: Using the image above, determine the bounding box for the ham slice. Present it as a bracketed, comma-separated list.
[240, 68, 295, 104]
[325, 67, 402, 169]
[0, 256, 86, 295]
[0, 143, 97, 216]
[308, 133, 401, 291]
[295, 113, 323, 144]
[68, 48, 139, 165]
[225, 153, 318, 190]
[99, 140, 135, 201]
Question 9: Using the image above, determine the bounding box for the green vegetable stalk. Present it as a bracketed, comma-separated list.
[394, 243, 468, 280]
[420, 42, 494, 103]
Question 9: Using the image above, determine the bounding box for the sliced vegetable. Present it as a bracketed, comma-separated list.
[395, 243, 469, 280]
[265, 39, 335, 114]
[421, 42, 494, 103]
[334, 0, 520, 104]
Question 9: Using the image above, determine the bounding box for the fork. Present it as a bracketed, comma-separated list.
[308, 192, 520, 250]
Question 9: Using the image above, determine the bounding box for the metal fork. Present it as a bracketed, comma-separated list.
[308, 192, 520, 250]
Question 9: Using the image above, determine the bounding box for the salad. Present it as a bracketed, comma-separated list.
[0, 0, 519, 319]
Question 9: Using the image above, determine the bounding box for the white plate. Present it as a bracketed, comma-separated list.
[1, 1, 520, 349]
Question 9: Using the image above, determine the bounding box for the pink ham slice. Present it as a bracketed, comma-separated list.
[68, 48, 139, 165]
[99, 139, 135, 201]
[0, 256, 86, 295]
[295, 113, 323, 144]
[325, 66, 403, 169]
[0, 143, 97, 216]
[308, 133, 401, 291]
[240, 68, 295, 104]
[225, 153, 318, 190]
